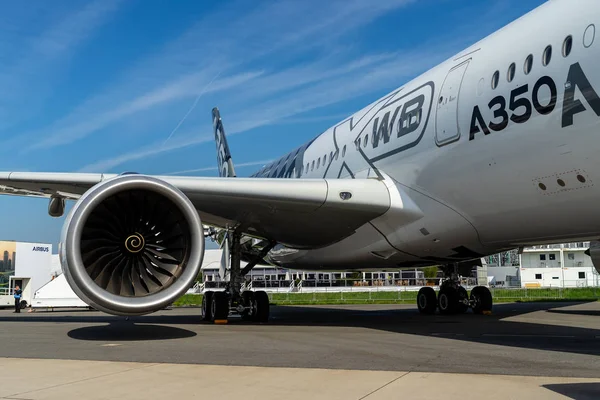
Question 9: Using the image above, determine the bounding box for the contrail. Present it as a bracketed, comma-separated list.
[162, 69, 223, 147]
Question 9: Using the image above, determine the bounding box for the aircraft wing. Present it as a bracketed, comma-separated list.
[0, 171, 420, 248]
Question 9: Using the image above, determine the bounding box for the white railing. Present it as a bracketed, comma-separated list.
[185, 278, 600, 301]
[186, 282, 205, 294]
[195, 278, 482, 294]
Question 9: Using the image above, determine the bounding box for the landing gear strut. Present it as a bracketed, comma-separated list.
[417, 263, 492, 315]
[201, 231, 275, 323]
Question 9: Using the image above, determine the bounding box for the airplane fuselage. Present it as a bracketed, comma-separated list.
[250, 0, 600, 270]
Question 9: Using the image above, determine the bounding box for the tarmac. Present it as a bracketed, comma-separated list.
[1, 301, 599, 399]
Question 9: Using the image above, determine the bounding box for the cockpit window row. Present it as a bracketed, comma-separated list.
[491, 34, 573, 90]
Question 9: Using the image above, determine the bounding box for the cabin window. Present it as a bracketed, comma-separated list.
[306, 164, 309, 173]
[524, 54, 533, 75]
[323, 154, 327, 165]
[317, 157, 320, 168]
[311, 161, 314, 171]
[562, 35, 573, 57]
[535, 273, 542, 279]
[539, 254, 546, 260]
[342, 145, 346, 157]
[491, 70, 499, 89]
[330, 151, 333, 161]
[549, 254, 556, 260]
[542, 45, 552, 66]
[363, 135, 368, 147]
[579, 271, 586, 279]
[335, 150, 339, 160]
[507, 62, 516, 82]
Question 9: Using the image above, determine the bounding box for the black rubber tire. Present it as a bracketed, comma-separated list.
[210, 291, 229, 321]
[241, 291, 255, 321]
[438, 286, 459, 315]
[253, 291, 270, 323]
[19, 300, 27, 310]
[457, 286, 469, 314]
[417, 287, 437, 314]
[470, 286, 493, 314]
[201, 291, 213, 321]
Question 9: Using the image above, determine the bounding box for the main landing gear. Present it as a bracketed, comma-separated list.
[416, 264, 492, 315]
[201, 231, 275, 323]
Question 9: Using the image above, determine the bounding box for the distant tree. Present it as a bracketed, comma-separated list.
[422, 266, 439, 278]
[347, 272, 362, 280]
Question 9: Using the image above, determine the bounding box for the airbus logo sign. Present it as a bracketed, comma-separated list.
[32, 246, 49, 252]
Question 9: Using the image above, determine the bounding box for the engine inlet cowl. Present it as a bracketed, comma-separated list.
[60, 174, 204, 316]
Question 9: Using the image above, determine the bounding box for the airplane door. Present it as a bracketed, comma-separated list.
[435, 59, 470, 146]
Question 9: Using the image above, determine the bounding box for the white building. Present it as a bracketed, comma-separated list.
[486, 265, 521, 287]
[518, 242, 600, 288]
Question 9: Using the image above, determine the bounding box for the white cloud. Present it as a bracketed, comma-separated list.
[79, 133, 214, 173]
[10, 0, 416, 153]
[24, 70, 263, 151]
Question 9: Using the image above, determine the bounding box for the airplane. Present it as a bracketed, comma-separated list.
[0, 0, 599, 323]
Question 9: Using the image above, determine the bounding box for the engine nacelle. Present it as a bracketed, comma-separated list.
[584, 241, 600, 275]
[60, 174, 204, 316]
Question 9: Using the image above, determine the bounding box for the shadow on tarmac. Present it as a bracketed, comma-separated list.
[1, 302, 599, 356]
[546, 309, 600, 317]
[67, 322, 197, 341]
[543, 383, 600, 400]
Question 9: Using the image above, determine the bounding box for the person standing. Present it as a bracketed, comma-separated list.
[13, 285, 22, 313]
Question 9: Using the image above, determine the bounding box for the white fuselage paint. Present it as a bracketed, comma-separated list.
[255, 1, 600, 270]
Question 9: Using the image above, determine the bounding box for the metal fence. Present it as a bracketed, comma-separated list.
[265, 286, 600, 304]
[195, 277, 481, 293]
[188, 279, 600, 304]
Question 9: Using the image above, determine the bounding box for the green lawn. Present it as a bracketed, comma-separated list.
[173, 287, 600, 307]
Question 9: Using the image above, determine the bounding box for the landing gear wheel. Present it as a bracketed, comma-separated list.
[417, 287, 437, 314]
[210, 291, 229, 321]
[241, 291, 256, 321]
[438, 286, 459, 315]
[253, 291, 270, 323]
[470, 286, 493, 314]
[201, 291, 213, 321]
[457, 286, 469, 314]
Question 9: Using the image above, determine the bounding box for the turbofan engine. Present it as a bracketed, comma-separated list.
[59, 174, 204, 316]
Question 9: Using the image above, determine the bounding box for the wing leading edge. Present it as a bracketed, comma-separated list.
[0, 172, 422, 248]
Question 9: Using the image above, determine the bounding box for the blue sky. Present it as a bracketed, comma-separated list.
[0, 0, 546, 251]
